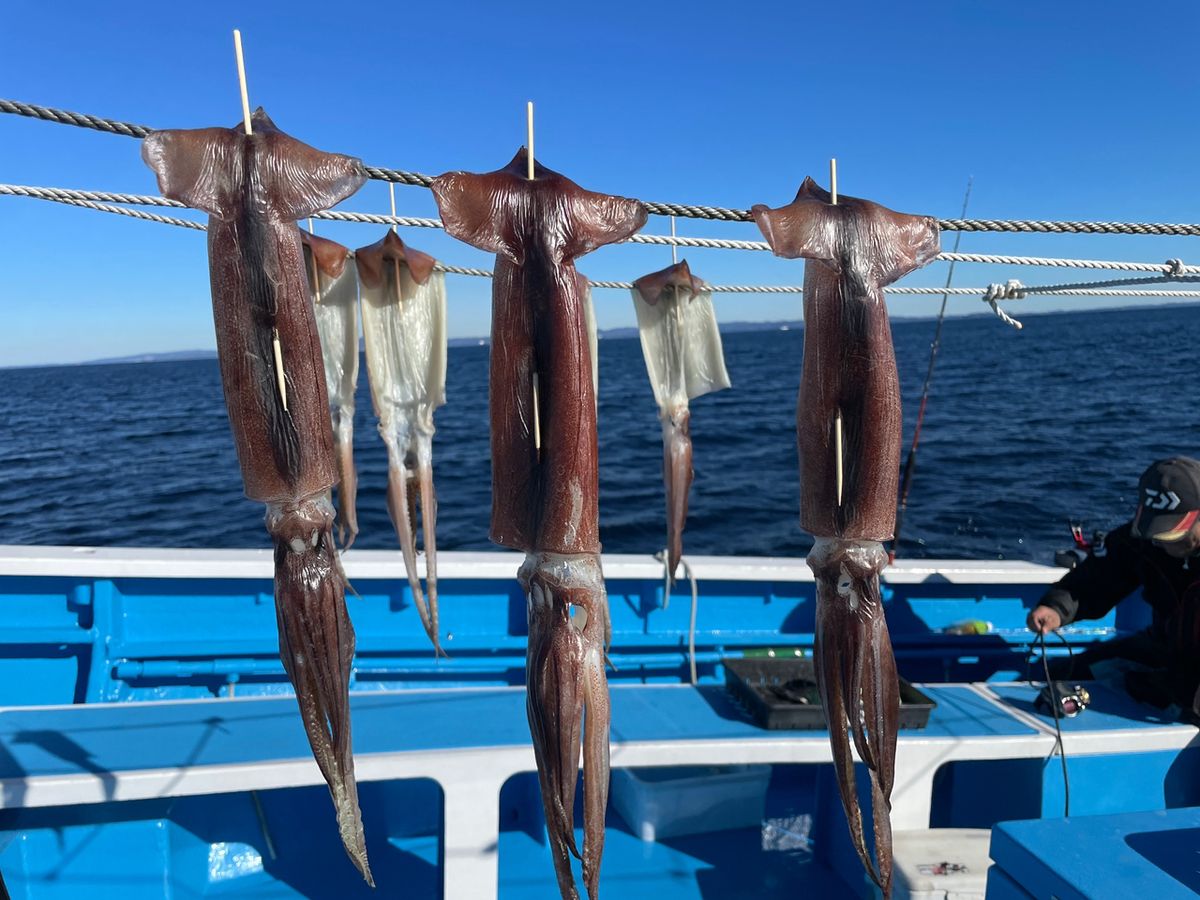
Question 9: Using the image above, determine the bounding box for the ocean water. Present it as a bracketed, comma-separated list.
[2, 303, 1198, 563]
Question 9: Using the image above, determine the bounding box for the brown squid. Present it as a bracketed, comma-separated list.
[355, 232, 447, 653]
[752, 177, 939, 897]
[631, 260, 730, 581]
[432, 149, 646, 899]
[300, 230, 361, 548]
[142, 110, 372, 884]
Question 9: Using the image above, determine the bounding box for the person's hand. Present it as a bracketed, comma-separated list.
[1027, 606, 1062, 634]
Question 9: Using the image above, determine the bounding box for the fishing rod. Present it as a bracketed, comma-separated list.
[891, 177, 974, 563]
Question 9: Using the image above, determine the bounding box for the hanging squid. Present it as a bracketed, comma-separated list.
[300, 230, 361, 548]
[752, 177, 939, 898]
[432, 149, 646, 900]
[631, 260, 730, 581]
[142, 110, 373, 884]
[355, 231, 448, 653]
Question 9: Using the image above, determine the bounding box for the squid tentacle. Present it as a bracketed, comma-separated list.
[267, 494, 371, 886]
[662, 405, 693, 583]
[810, 537, 898, 897]
[331, 410, 359, 548]
[382, 423, 443, 655]
[521, 553, 610, 900]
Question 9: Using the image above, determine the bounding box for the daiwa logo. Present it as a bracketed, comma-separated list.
[1144, 488, 1182, 511]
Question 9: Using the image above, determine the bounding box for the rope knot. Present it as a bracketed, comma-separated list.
[984, 279, 1025, 302]
[983, 280, 1025, 330]
[1166, 258, 1186, 277]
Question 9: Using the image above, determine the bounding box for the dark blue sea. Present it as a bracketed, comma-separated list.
[3, 304, 1199, 562]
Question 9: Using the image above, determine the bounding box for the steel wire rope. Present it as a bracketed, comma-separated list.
[7, 99, 1200, 234]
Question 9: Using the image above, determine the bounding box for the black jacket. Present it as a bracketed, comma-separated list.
[1040, 521, 1200, 709]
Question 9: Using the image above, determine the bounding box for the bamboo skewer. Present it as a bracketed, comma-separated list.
[830, 158, 841, 503]
[527, 100, 542, 454]
[234, 28, 288, 412]
[834, 410, 844, 506]
[526, 101, 535, 181]
[233, 30, 252, 136]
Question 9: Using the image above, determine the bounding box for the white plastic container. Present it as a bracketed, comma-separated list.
[610, 764, 772, 843]
[869, 828, 993, 900]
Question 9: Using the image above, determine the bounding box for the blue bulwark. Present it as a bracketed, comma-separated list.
[0, 684, 1035, 784]
[988, 807, 1200, 899]
[0, 559, 1074, 705]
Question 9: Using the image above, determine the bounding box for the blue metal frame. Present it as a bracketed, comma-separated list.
[0, 569, 1117, 704]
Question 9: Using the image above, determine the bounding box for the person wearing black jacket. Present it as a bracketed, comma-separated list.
[1027, 457, 1200, 716]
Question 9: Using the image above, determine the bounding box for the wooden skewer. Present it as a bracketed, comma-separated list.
[830, 158, 838, 206]
[272, 327, 288, 412]
[526, 101, 535, 180]
[233, 30, 252, 136]
[389, 183, 398, 234]
[527, 100, 542, 453]
[234, 28, 286, 412]
[834, 410, 844, 506]
[532, 372, 542, 453]
[670, 215, 678, 266]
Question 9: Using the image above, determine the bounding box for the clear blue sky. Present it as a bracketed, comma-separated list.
[2, 1, 1198, 366]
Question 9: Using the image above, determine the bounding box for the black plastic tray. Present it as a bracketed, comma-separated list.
[723, 656, 937, 731]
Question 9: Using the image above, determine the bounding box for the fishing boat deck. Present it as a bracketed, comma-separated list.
[0, 679, 1194, 898]
[989, 806, 1200, 899]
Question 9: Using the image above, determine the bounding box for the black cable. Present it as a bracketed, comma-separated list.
[1035, 630, 1071, 817]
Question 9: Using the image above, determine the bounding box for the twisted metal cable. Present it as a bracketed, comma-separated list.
[0, 98, 152, 138]
[7, 98, 1200, 235]
[361, 165, 434, 188]
[311, 208, 442, 228]
[627, 232, 770, 251]
[938, 218, 1200, 236]
[0, 185, 203, 230]
[1017, 273, 1200, 294]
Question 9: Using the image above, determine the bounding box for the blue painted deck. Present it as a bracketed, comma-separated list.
[989, 806, 1200, 899]
[0, 551, 1182, 898]
[0, 684, 1038, 783]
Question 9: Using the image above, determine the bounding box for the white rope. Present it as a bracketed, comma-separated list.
[940, 251, 1200, 277]
[7, 185, 1200, 280]
[10, 184, 1200, 305]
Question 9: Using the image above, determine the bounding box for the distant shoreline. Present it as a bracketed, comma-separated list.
[4, 300, 1197, 371]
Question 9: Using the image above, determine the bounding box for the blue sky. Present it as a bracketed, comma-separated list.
[2, 1, 1198, 366]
